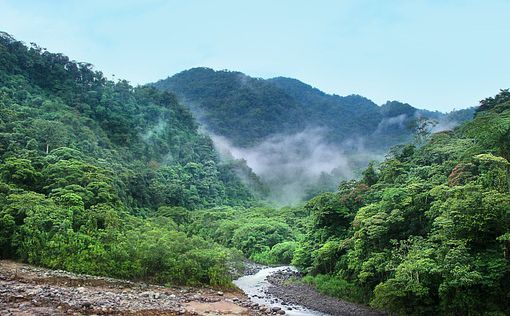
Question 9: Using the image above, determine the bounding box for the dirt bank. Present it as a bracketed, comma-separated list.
[265, 268, 385, 316]
[0, 260, 263, 315]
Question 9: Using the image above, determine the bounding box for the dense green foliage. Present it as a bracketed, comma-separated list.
[154, 68, 474, 150]
[0, 32, 259, 286]
[186, 206, 307, 265]
[1, 32, 507, 315]
[153, 69, 306, 147]
[154, 68, 476, 204]
[292, 90, 510, 314]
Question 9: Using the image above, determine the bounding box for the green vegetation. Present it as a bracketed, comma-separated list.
[154, 68, 475, 203]
[1, 32, 508, 314]
[186, 206, 307, 265]
[154, 68, 474, 150]
[292, 90, 510, 314]
[0, 32, 256, 286]
[302, 274, 364, 303]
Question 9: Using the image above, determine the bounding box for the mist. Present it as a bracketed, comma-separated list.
[374, 114, 408, 134]
[141, 119, 167, 142]
[210, 128, 380, 204]
[431, 118, 461, 133]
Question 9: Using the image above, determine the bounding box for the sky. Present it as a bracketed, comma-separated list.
[1, 0, 509, 111]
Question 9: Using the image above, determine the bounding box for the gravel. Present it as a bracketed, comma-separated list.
[265, 268, 386, 316]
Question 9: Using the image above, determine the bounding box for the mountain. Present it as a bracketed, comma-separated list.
[1, 31, 508, 315]
[153, 68, 476, 203]
[154, 68, 474, 150]
[153, 68, 306, 147]
[267, 76, 384, 145]
[292, 89, 510, 314]
[0, 32, 257, 285]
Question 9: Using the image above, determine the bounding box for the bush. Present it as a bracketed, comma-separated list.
[303, 274, 364, 303]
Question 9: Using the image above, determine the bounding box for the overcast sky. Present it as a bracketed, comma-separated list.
[1, 0, 509, 111]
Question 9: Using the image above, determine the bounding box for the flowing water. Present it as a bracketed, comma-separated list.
[233, 266, 327, 316]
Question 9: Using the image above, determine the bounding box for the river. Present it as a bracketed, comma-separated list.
[233, 266, 327, 316]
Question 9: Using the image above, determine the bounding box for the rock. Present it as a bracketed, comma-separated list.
[140, 290, 160, 299]
[271, 306, 281, 312]
[217, 291, 224, 296]
[276, 310, 286, 315]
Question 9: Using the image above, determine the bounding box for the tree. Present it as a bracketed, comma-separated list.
[0, 157, 40, 189]
[32, 119, 69, 154]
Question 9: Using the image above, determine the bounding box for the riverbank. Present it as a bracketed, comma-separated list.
[0, 260, 263, 315]
[1, 260, 385, 316]
[265, 268, 385, 316]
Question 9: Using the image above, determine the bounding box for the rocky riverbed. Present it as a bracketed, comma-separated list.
[265, 268, 385, 316]
[1, 261, 385, 316]
[0, 260, 278, 315]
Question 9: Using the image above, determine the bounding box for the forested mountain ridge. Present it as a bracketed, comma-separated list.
[154, 67, 475, 150]
[292, 89, 510, 314]
[0, 32, 258, 285]
[154, 68, 476, 203]
[153, 68, 307, 147]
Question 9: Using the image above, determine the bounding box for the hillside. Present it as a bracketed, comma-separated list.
[154, 68, 474, 150]
[292, 89, 510, 314]
[0, 32, 259, 285]
[154, 68, 475, 203]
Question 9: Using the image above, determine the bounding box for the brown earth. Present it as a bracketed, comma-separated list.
[0, 260, 265, 316]
[266, 268, 385, 316]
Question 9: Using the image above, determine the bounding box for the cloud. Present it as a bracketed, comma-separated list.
[373, 113, 408, 134]
[212, 128, 348, 176]
[431, 119, 460, 133]
[141, 119, 167, 142]
[210, 128, 366, 204]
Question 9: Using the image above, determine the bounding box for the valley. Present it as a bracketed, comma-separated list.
[0, 29, 509, 316]
[153, 68, 475, 203]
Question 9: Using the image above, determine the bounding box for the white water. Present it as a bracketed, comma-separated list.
[233, 266, 327, 316]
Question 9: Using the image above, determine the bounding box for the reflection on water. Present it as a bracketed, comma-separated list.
[233, 266, 327, 316]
